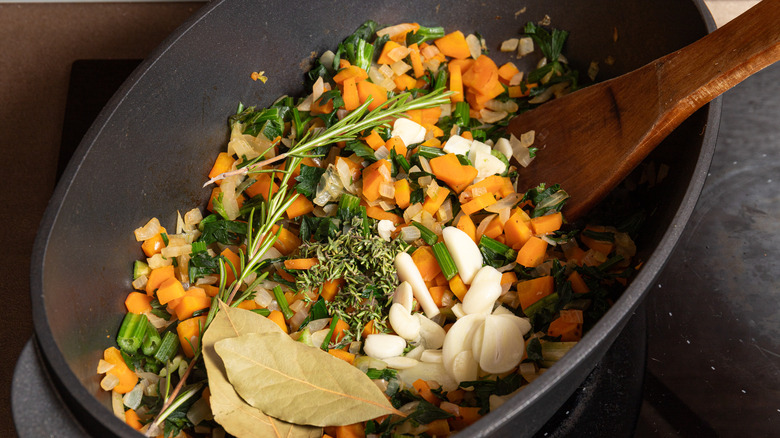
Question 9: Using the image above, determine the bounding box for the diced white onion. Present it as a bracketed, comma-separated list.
[500, 38, 519, 52]
[376, 23, 418, 39]
[122, 383, 144, 410]
[187, 395, 214, 426]
[319, 50, 336, 72]
[101, 373, 119, 391]
[400, 226, 421, 243]
[134, 217, 162, 241]
[132, 275, 148, 291]
[517, 37, 534, 57]
[391, 60, 412, 76]
[374, 145, 390, 161]
[466, 34, 481, 59]
[147, 254, 172, 269]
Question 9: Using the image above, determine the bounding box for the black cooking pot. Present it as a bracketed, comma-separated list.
[30, 0, 719, 436]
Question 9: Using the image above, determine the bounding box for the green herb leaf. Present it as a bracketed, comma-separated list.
[295, 165, 327, 199]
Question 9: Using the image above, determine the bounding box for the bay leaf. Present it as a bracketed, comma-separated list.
[202, 301, 321, 438]
[215, 330, 404, 426]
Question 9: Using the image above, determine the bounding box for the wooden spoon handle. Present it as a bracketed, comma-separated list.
[650, 0, 780, 132]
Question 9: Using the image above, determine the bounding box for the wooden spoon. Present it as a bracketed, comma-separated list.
[507, 0, 780, 220]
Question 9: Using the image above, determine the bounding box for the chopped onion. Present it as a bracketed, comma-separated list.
[500, 38, 519, 52]
[476, 214, 497, 240]
[134, 217, 162, 241]
[479, 109, 508, 124]
[111, 390, 125, 420]
[403, 203, 424, 224]
[296, 94, 313, 111]
[400, 226, 421, 243]
[161, 243, 192, 259]
[517, 36, 534, 57]
[289, 308, 309, 331]
[319, 50, 336, 72]
[96, 359, 115, 374]
[147, 254, 172, 270]
[425, 179, 441, 199]
[486, 192, 522, 215]
[132, 275, 148, 291]
[254, 288, 274, 308]
[122, 383, 144, 410]
[388, 46, 410, 63]
[368, 65, 385, 84]
[374, 145, 390, 161]
[435, 198, 453, 223]
[377, 23, 417, 39]
[187, 395, 214, 426]
[378, 200, 396, 212]
[391, 60, 411, 76]
[312, 76, 325, 103]
[466, 34, 481, 59]
[421, 44, 440, 59]
[509, 72, 524, 86]
[101, 373, 119, 392]
[379, 181, 395, 199]
[485, 99, 519, 113]
[378, 64, 394, 79]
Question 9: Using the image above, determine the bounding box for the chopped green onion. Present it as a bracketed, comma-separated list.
[161, 232, 169, 246]
[117, 312, 148, 354]
[251, 308, 271, 317]
[406, 25, 445, 45]
[141, 320, 162, 356]
[320, 314, 340, 350]
[395, 152, 411, 172]
[523, 292, 559, 320]
[417, 146, 446, 159]
[433, 69, 448, 91]
[154, 332, 180, 363]
[190, 241, 207, 254]
[133, 260, 150, 280]
[478, 235, 517, 268]
[411, 221, 438, 246]
[273, 285, 294, 320]
[454, 101, 470, 127]
[432, 242, 458, 280]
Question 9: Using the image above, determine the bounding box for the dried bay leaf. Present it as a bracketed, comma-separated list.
[216, 330, 404, 426]
[202, 301, 321, 438]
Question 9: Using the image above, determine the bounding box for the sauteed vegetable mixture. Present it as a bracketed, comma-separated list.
[98, 20, 640, 438]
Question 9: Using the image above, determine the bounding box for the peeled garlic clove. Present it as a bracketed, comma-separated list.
[420, 349, 443, 363]
[442, 227, 483, 284]
[451, 350, 479, 383]
[393, 281, 415, 311]
[494, 313, 532, 336]
[389, 303, 421, 341]
[470, 320, 486, 362]
[462, 265, 502, 315]
[405, 344, 426, 361]
[492, 305, 513, 316]
[477, 315, 524, 374]
[383, 356, 420, 370]
[442, 313, 485, 376]
[395, 252, 440, 318]
[416, 313, 446, 350]
[451, 303, 466, 319]
[364, 334, 407, 359]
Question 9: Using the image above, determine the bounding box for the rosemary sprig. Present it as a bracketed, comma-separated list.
[203, 88, 452, 186]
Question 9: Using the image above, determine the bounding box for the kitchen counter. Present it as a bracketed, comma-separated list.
[0, 1, 765, 437]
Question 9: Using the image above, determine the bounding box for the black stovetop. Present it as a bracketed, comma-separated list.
[13, 59, 780, 437]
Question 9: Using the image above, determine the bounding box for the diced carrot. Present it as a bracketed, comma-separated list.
[362, 129, 385, 151]
[407, 43, 425, 79]
[455, 214, 477, 243]
[421, 107, 442, 124]
[461, 192, 496, 215]
[356, 80, 388, 111]
[448, 58, 475, 76]
[361, 320, 379, 339]
[428, 285, 448, 307]
[516, 275, 554, 310]
[332, 318, 350, 343]
[270, 224, 302, 255]
[361, 159, 391, 202]
[177, 315, 207, 357]
[327, 348, 355, 364]
[434, 31, 471, 59]
[411, 246, 441, 282]
[462, 55, 500, 96]
[236, 300, 258, 310]
[285, 195, 314, 219]
[342, 77, 360, 111]
[515, 236, 548, 268]
[412, 379, 440, 406]
[497, 62, 521, 84]
[448, 62, 464, 103]
[276, 265, 296, 283]
[220, 248, 242, 286]
[141, 231, 167, 258]
[422, 186, 451, 215]
[480, 216, 503, 240]
[560, 309, 584, 323]
[393, 73, 417, 91]
[530, 212, 563, 235]
[394, 179, 411, 209]
[156, 277, 186, 305]
[201, 284, 220, 297]
[427, 419, 451, 436]
[284, 258, 319, 270]
[206, 187, 221, 213]
[448, 274, 468, 301]
[446, 388, 465, 404]
[365, 205, 403, 226]
[454, 406, 482, 428]
[377, 40, 403, 64]
[501, 271, 518, 286]
[568, 271, 590, 294]
[145, 265, 175, 295]
[580, 225, 615, 255]
[335, 423, 365, 438]
[267, 310, 288, 334]
[504, 210, 533, 249]
[320, 278, 344, 302]
[429, 153, 477, 193]
[310, 95, 334, 115]
[208, 152, 235, 186]
[384, 136, 407, 156]
[332, 65, 368, 84]
[124, 408, 143, 431]
[245, 172, 279, 200]
[548, 317, 582, 341]
[103, 347, 138, 394]
[175, 294, 213, 321]
[339, 59, 351, 69]
[421, 137, 442, 148]
[125, 292, 153, 314]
